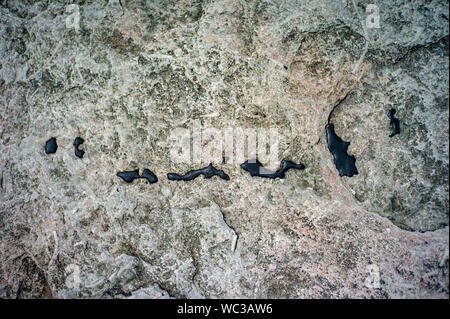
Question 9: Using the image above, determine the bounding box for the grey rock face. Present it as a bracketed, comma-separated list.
[0, 0, 448, 298]
[330, 37, 449, 232]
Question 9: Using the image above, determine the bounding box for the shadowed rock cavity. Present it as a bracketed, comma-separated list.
[388, 108, 400, 138]
[326, 124, 358, 177]
[240, 159, 305, 179]
[167, 163, 230, 181]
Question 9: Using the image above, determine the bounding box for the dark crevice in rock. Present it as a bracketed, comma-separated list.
[388, 108, 400, 138]
[326, 123, 358, 177]
[216, 203, 239, 253]
[190, 248, 200, 282]
[118, 0, 125, 16]
[240, 159, 305, 179]
[104, 286, 132, 298]
[223, 215, 238, 241]
[327, 90, 352, 125]
[188, 246, 201, 297]
[392, 35, 449, 65]
[155, 282, 176, 299]
[167, 163, 230, 181]
[115, 250, 178, 298]
[387, 216, 415, 232]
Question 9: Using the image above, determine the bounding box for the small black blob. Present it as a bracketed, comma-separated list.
[283, 65, 288, 70]
[325, 124, 358, 177]
[167, 163, 230, 181]
[45, 137, 58, 154]
[117, 170, 140, 183]
[116, 169, 158, 184]
[240, 159, 305, 179]
[73, 137, 85, 158]
[388, 108, 400, 138]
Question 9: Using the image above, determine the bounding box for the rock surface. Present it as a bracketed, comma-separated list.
[0, 0, 448, 298]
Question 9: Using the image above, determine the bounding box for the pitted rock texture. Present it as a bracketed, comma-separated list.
[0, 0, 448, 299]
[329, 36, 449, 232]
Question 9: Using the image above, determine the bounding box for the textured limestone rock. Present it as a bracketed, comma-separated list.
[0, 0, 448, 298]
[330, 37, 449, 232]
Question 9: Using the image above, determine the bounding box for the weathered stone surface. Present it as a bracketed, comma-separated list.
[330, 36, 449, 232]
[0, 0, 448, 298]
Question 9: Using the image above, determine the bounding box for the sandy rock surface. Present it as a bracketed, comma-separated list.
[0, 0, 448, 298]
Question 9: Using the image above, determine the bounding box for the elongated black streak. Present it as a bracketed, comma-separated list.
[117, 169, 158, 183]
[117, 170, 140, 183]
[45, 137, 57, 154]
[240, 159, 305, 179]
[74, 137, 85, 158]
[140, 169, 158, 183]
[167, 163, 230, 181]
[326, 123, 358, 177]
[388, 108, 400, 138]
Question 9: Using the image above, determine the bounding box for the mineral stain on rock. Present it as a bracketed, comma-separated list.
[73, 137, 85, 158]
[117, 170, 140, 183]
[45, 137, 57, 154]
[240, 159, 305, 179]
[140, 169, 158, 183]
[167, 163, 230, 181]
[326, 124, 358, 177]
[117, 169, 158, 183]
[388, 108, 400, 138]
